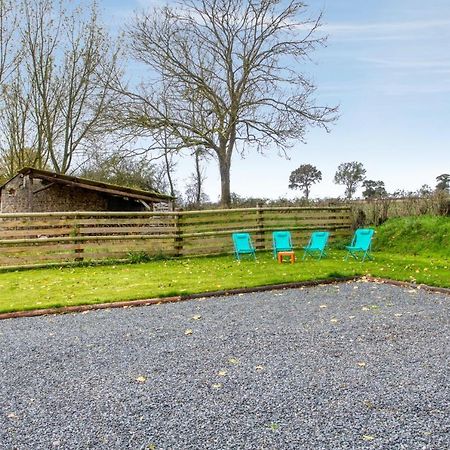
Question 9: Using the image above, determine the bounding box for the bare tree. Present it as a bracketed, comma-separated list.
[0, 0, 19, 84]
[288, 164, 322, 200]
[0, 67, 48, 177]
[184, 146, 209, 208]
[334, 161, 366, 200]
[20, 0, 121, 173]
[124, 0, 337, 207]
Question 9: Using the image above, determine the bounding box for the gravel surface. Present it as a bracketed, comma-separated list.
[1, 281, 449, 450]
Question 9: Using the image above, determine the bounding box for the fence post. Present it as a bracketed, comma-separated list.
[255, 203, 265, 250]
[174, 212, 184, 257]
[72, 220, 84, 262]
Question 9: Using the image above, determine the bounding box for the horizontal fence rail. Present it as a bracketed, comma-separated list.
[0, 206, 352, 269]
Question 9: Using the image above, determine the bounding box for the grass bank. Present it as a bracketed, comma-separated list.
[374, 215, 450, 257]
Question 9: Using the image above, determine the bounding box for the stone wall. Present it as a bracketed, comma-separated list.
[0, 174, 156, 212]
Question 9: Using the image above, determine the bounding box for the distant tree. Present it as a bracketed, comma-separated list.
[418, 184, 433, 196]
[288, 164, 322, 200]
[362, 180, 387, 199]
[436, 174, 450, 193]
[334, 161, 366, 199]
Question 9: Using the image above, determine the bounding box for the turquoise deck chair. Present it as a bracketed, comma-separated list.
[345, 228, 374, 262]
[232, 233, 256, 261]
[272, 230, 293, 258]
[302, 231, 329, 260]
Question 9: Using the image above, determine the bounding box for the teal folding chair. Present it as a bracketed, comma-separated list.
[232, 232, 256, 261]
[272, 230, 293, 258]
[302, 231, 329, 260]
[345, 228, 374, 262]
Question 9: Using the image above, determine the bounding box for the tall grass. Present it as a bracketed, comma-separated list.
[374, 216, 450, 257]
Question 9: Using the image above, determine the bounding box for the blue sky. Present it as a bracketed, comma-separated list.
[100, 0, 450, 200]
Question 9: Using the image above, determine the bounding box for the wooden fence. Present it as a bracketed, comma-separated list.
[0, 206, 352, 269]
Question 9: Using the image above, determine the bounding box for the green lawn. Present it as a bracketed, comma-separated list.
[0, 250, 448, 314]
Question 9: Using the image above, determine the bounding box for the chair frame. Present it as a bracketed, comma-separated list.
[232, 232, 256, 261]
[272, 230, 293, 259]
[345, 228, 374, 262]
[302, 231, 329, 260]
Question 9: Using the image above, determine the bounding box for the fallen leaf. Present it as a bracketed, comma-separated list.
[255, 365, 264, 371]
[211, 383, 222, 389]
[394, 313, 402, 317]
[136, 375, 147, 383]
[330, 318, 339, 323]
[362, 435, 375, 441]
[192, 314, 202, 320]
[218, 369, 227, 376]
[7, 412, 19, 419]
[184, 329, 193, 335]
[357, 362, 366, 368]
[349, 315, 356, 319]
[228, 357, 239, 365]
[319, 304, 327, 309]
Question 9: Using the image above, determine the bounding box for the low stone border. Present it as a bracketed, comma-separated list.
[0, 275, 448, 321]
[364, 276, 450, 295]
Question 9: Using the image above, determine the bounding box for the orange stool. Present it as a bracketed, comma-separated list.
[277, 251, 295, 264]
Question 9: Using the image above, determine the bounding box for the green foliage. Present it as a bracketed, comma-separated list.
[362, 180, 387, 199]
[374, 216, 450, 257]
[436, 174, 450, 193]
[79, 153, 165, 193]
[127, 251, 152, 264]
[288, 164, 322, 200]
[334, 161, 366, 199]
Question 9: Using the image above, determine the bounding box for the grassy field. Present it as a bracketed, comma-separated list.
[0, 216, 448, 314]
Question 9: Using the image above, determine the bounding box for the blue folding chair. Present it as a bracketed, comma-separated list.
[232, 233, 256, 260]
[272, 230, 293, 258]
[302, 231, 329, 260]
[345, 228, 374, 261]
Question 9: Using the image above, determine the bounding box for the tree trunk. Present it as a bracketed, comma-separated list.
[218, 155, 231, 208]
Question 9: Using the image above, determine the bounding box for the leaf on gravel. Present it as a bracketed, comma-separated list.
[363, 400, 374, 409]
[7, 412, 19, 420]
[136, 375, 147, 383]
[211, 383, 222, 389]
[319, 304, 327, 308]
[361, 306, 369, 311]
[357, 362, 367, 368]
[191, 314, 202, 320]
[349, 315, 356, 319]
[218, 369, 227, 376]
[330, 318, 339, 323]
[255, 365, 264, 371]
[184, 329, 193, 335]
[408, 289, 417, 293]
[362, 435, 375, 441]
[268, 422, 280, 431]
[228, 357, 239, 365]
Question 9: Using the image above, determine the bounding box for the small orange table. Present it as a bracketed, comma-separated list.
[277, 251, 295, 264]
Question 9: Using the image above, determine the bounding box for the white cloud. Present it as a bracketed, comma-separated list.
[324, 19, 450, 41]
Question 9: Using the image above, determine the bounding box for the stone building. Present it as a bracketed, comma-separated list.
[0, 167, 173, 213]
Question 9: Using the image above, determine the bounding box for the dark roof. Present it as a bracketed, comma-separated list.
[1, 167, 173, 203]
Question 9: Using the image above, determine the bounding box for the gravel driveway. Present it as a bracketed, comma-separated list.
[1, 281, 449, 450]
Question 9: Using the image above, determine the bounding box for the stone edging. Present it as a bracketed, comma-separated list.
[0, 276, 448, 321]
